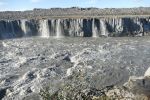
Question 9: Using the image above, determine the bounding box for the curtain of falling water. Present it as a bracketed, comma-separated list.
[21, 20, 28, 37]
[56, 19, 62, 38]
[10, 21, 16, 37]
[92, 19, 98, 37]
[39, 20, 50, 38]
[100, 19, 107, 36]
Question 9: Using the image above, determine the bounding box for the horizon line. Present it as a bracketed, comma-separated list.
[0, 6, 150, 12]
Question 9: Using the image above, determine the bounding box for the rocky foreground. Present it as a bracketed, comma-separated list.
[1, 37, 150, 100]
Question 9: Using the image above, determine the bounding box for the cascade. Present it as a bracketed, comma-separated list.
[76, 19, 79, 36]
[21, 20, 28, 36]
[116, 19, 123, 33]
[39, 20, 50, 38]
[56, 19, 62, 38]
[10, 21, 15, 37]
[79, 19, 84, 36]
[92, 19, 98, 37]
[0, 17, 149, 40]
[51, 19, 55, 36]
[100, 19, 107, 36]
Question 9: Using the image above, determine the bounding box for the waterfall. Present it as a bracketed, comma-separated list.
[10, 21, 15, 37]
[39, 20, 50, 38]
[51, 19, 55, 36]
[56, 19, 63, 38]
[100, 19, 107, 36]
[79, 19, 84, 36]
[76, 19, 79, 36]
[21, 20, 28, 36]
[116, 19, 123, 33]
[1, 17, 149, 39]
[92, 19, 98, 37]
[2, 21, 21, 39]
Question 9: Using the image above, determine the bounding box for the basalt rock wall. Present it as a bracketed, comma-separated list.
[0, 17, 150, 39]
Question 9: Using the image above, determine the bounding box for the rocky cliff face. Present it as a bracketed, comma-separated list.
[0, 17, 150, 39]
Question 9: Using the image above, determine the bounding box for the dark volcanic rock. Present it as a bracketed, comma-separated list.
[0, 17, 150, 39]
[0, 7, 150, 39]
[0, 88, 7, 100]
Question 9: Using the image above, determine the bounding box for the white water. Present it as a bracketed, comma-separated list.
[100, 19, 107, 36]
[92, 19, 98, 37]
[56, 19, 63, 38]
[21, 20, 28, 36]
[39, 20, 50, 38]
[75, 19, 84, 36]
[76, 19, 79, 36]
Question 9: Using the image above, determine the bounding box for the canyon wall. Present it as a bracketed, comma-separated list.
[0, 17, 150, 39]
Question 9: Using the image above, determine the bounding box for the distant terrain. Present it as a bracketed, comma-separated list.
[0, 7, 150, 19]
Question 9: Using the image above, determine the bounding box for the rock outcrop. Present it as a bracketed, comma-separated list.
[0, 7, 150, 39]
[124, 67, 150, 98]
[0, 17, 150, 39]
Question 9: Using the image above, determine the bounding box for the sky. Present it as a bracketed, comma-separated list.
[0, 0, 149, 11]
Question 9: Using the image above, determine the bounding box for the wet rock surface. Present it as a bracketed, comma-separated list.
[124, 67, 150, 98]
[1, 37, 150, 99]
[0, 8, 150, 40]
[0, 17, 150, 39]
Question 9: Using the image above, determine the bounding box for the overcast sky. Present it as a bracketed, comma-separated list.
[0, 0, 149, 11]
